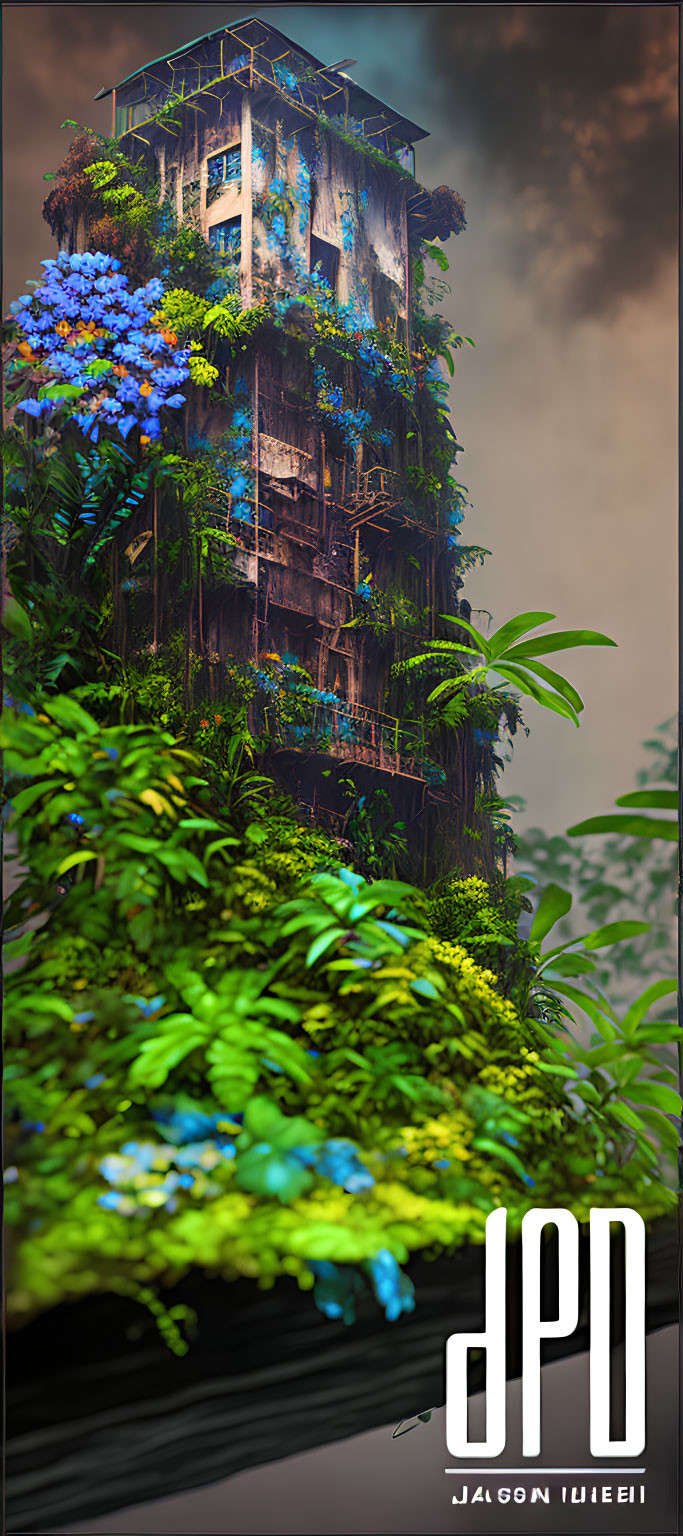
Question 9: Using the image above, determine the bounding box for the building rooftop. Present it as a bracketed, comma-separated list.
[95, 14, 429, 147]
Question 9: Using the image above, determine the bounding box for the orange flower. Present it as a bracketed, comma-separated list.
[162, 328, 178, 347]
[214, 714, 222, 723]
[199, 718, 209, 728]
[112, 365, 128, 378]
[140, 435, 151, 446]
[17, 340, 35, 361]
[55, 320, 70, 337]
[139, 381, 153, 397]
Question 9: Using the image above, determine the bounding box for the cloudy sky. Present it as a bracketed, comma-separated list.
[3, 3, 678, 834]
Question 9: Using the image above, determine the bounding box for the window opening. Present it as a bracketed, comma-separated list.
[310, 235, 340, 294]
[208, 216, 241, 260]
[207, 144, 241, 206]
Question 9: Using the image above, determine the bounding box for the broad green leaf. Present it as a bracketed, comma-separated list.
[505, 629, 617, 659]
[615, 789, 678, 811]
[441, 614, 490, 659]
[306, 928, 347, 967]
[56, 849, 98, 875]
[580, 920, 651, 950]
[509, 656, 584, 715]
[548, 981, 618, 1039]
[2, 596, 32, 641]
[473, 1136, 530, 1184]
[486, 611, 556, 659]
[566, 813, 678, 842]
[542, 954, 597, 978]
[531, 882, 572, 943]
[626, 1081, 681, 1115]
[493, 664, 580, 726]
[7, 778, 62, 815]
[622, 979, 677, 1037]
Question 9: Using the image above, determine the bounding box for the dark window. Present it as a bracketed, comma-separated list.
[208, 217, 241, 260]
[310, 235, 340, 293]
[115, 100, 149, 136]
[207, 144, 241, 206]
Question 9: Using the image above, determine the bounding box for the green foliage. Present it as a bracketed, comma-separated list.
[516, 720, 677, 1009]
[407, 610, 617, 729]
[338, 781, 408, 880]
[567, 788, 678, 842]
[5, 695, 676, 1333]
[427, 874, 532, 1002]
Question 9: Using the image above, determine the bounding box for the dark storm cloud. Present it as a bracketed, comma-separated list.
[423, 5, 678, 315]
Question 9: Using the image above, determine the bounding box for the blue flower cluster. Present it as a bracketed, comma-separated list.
[313, 364, 371, 449]
[340, 206, 354, 254]
[97, 1135, 238, 1215]
[292, 1138, 374, 1194]
[97, 1107, 242, 1216]
[253, 669, 280, 695]
[286, 681, 342, 708]
[212, 396, 254, 521]
[10, 252, 191, 444]
[151, 1106, 242, 1144]
[307, 1249, 415, 1325]
[367, 1249, 416, 1321]
[296, 160, 311, 236]
[307, 1260, 366, 1324]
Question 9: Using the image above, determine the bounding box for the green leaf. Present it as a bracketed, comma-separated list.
[505, 629, 617, 659]
[37, 383, 85, 402]
[622, 979, 677, 1038]
[566, 814, 678, 842]
[615, 789, 678, 811]
[44, 695, 100, 735]
[493, 664, 580, 726]
[56, 849, 98, 876]
[441, 614, 490, 660]
[306, 928, 347, 967]
[2, 596, 32, 641]
[473, 1136, 530, 1184]
[7, 778, 62, 815]
[508, 656, 584, 716]
[424, 241, 449, 271]
[547, 981, 618, 1038]
[235, 1146, 313, 1202]
[543, 954, 597, 978]
[486, 612, 556, 659]
[531, 882, 572, 943]
[580, 920, 651, 951]
[626, 1081, 681, 1115]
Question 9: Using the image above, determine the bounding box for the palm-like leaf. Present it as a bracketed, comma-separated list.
[412, 610, 616, 729]
[567, 788, 678, 842]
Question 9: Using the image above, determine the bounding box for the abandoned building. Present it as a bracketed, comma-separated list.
[79, 16, 495, 876]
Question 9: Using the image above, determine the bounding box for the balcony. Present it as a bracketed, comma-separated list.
[261, 697, 445, 785]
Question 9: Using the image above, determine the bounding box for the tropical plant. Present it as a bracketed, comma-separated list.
[516, 719, 677, 1009]
[567, 788, 678, 842]
[403, 610, 617, 729]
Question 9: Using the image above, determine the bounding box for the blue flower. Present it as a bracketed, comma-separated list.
[128, 995, 165, 1018]
[97, 1189, 126, 1211]
[367, 1250, 415, 1322]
